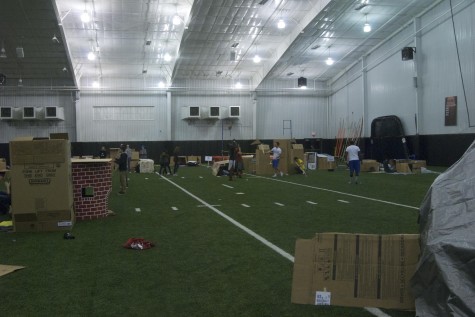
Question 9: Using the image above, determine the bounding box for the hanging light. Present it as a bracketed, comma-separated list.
[92, 81, 100, 88]
[164, 53, 172, 62]
[87, 51, 96, 61]
[253, 54, 261, 63]
[0, 41, 7, 58]
[172, 15, 181, 25]
[158, 81, 165, 88]
[235, 82, 242, 89]
[326, 57, 334, 65]
[277, 19, 286, 29]
[363, 15, 371, 33]
[81, 11, 91, 23]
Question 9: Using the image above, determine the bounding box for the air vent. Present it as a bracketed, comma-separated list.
[44, 106, 65, 120]
[1, 107, 12, 119]
[181, 106, 201, 120]
[23, 107, 37, 119]
[210, 107, 220, 117]
[229, 106, 240, 118]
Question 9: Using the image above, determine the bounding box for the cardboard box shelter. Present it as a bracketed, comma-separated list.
[317, 154, 336, 170]
[9, 137, 74, 232]
[292, 233, 420, 310]
[361, 160, 380, 172]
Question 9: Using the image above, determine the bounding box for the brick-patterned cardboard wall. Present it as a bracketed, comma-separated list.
[72, 161, 112, 220]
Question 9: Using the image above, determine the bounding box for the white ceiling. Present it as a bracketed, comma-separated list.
[0, 0, 439, 90]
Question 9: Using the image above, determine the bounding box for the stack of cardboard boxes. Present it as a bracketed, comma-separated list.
[10, 137, 74, 232]
[254, 140, 305, 175]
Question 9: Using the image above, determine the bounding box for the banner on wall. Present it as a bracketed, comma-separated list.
[445, 96, 457, 126]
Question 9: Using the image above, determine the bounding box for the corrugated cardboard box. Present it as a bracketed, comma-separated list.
[292, 233, 419, 310]
[0, 158, 6, 171]
[361, 160, 380, 172]
[10, 137, 74, 232]
[317, 154, 336, 170]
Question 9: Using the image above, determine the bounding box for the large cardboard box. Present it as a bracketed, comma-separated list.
[292, 233, 420, 310]
[0, 158, 6, 171]
[361, 160, 380, 172]
[10, 137, 73, 214]
[317, 154, 336, 170]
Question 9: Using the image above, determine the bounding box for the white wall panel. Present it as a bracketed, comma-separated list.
[0, 91, 76, 143]
[366, 53, 417, 135]
[256, 94, 327, 140]
[171, 92, 254, 141]
[76, 93, 167, 142]
[329, 75, 364, 138]
[419, 0, 475, 134]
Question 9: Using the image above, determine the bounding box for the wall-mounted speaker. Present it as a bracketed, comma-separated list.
[402, 47, 415, 61]
[298, 77, 307, 87]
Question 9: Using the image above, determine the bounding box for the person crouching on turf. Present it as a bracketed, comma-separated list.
[294, 157, 307, 175]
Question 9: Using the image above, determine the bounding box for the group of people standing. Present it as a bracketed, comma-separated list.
[158, 146, 180, 176]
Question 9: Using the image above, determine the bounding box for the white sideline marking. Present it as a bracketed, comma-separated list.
[222, 184, 234, 189]
[364, 307, 392, 317]
[241, 204, 250, 208]
[171, 207, 178, 211]
[274, 202, 284, 206]
[197, 204, 221, 208]
[306, 201, 318, 205]
[135, 208, 141, 212]
[338, 200, 350, 204]
[249, 174, 419, 210]
[236, 192, 245, 195]
[158, 173, 294, 262]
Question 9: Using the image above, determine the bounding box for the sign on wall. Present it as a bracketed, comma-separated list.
[445, 96, 457, 126]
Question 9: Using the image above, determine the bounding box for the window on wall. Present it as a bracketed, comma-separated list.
[93, 106, 154, 120]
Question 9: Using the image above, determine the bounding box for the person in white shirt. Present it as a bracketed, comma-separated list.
[268, 141, 283, 177]
[346, 140, 361, 184]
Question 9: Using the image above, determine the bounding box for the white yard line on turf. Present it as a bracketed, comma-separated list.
[157, 173, 390, 317]
[156, 172, 294, 262]
[171, 207, 178, 211]
[338, 200, 350, 204]
[222, 184, 234, 189]
[241, 204, 250, 208]
[306, 201, 318, 205]
[274, 202, 285, 206]
[135, 208, 141, 212]
[249, 174, 419, 210]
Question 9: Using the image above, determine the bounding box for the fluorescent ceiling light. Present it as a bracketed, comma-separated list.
[164, 53, 172, 62]
[158, 81, 165, 88]
[253, 54, 261, 63]
[235, 82, 242, 89]
[277, 19, 286, 29]
[87, 52, 96, 61]
[81, 11, 91, 23]
[172, 15, 181, 25]
[326, 57, 334, 65]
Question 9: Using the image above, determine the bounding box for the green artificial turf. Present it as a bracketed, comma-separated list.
[0, 165, 444, 316]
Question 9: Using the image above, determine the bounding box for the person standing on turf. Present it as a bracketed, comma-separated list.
[228, 139, 238, 181]
[346, 140, 361, 184]
[115, 144, 128, 194]
[268, 141, 283, 177]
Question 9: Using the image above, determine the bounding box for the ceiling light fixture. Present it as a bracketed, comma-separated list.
[253, 54, 261, 63]
[235, 82, 242, 89]
[87, 51, 96, 61]
[81, 11, 91, 23]
[164, 53, 172, 62]
[277, 19, 286, 29]
[363, 15, 371, 33]
[92, 81, 100, 88]
[172, 15, 181, 25]
[158, 81, 165, 88]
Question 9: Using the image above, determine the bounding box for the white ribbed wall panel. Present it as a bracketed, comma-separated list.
[0, 91, 76, 143]
[329, 75, 364, 138]
[366, 53, 417, 135]
[76, 92, 168, 142]
[420, 0, 475, 134]
[171, 93, 254, 141]
[256, 94, 327, 140]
